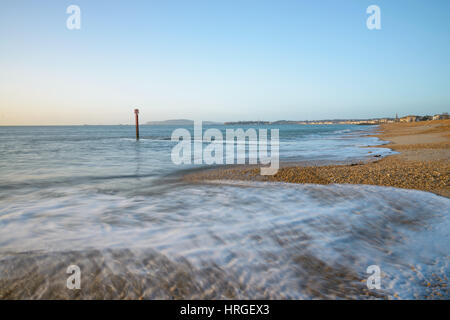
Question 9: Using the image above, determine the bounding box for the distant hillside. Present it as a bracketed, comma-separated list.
[145, 119, 222, 125]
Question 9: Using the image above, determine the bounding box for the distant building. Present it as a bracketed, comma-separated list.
[433, 113, 449, 120]
[400, 115, 418, 123]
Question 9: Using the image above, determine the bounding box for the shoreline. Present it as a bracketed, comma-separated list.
[183, 120, 450, 198]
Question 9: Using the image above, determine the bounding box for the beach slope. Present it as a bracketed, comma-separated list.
[184, 120, 450, 197]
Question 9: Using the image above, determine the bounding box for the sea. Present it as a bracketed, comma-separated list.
[0, 124, 448, 299]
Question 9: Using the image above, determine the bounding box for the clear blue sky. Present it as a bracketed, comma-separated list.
[1, 0, 449, 124]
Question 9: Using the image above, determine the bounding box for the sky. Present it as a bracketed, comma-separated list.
[0, 0, 449, 125]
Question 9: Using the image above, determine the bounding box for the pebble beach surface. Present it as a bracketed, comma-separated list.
[184, 120, 450, 198]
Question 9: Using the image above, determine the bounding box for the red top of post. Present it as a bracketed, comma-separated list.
[134, 109, 139, 115]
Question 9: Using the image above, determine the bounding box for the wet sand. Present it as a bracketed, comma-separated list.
[184, 120, 450, 198]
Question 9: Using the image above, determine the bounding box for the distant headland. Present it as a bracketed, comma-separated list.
[145, 119, 222, 126]
[142, 113, 449, 126]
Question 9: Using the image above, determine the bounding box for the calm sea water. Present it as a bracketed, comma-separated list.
[0, 125, 448, 299]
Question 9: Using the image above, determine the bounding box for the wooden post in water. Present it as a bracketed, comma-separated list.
[134, 108, 140, 140]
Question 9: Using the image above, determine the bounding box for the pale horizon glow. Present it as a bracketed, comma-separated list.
[1, 0, 449, 125]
